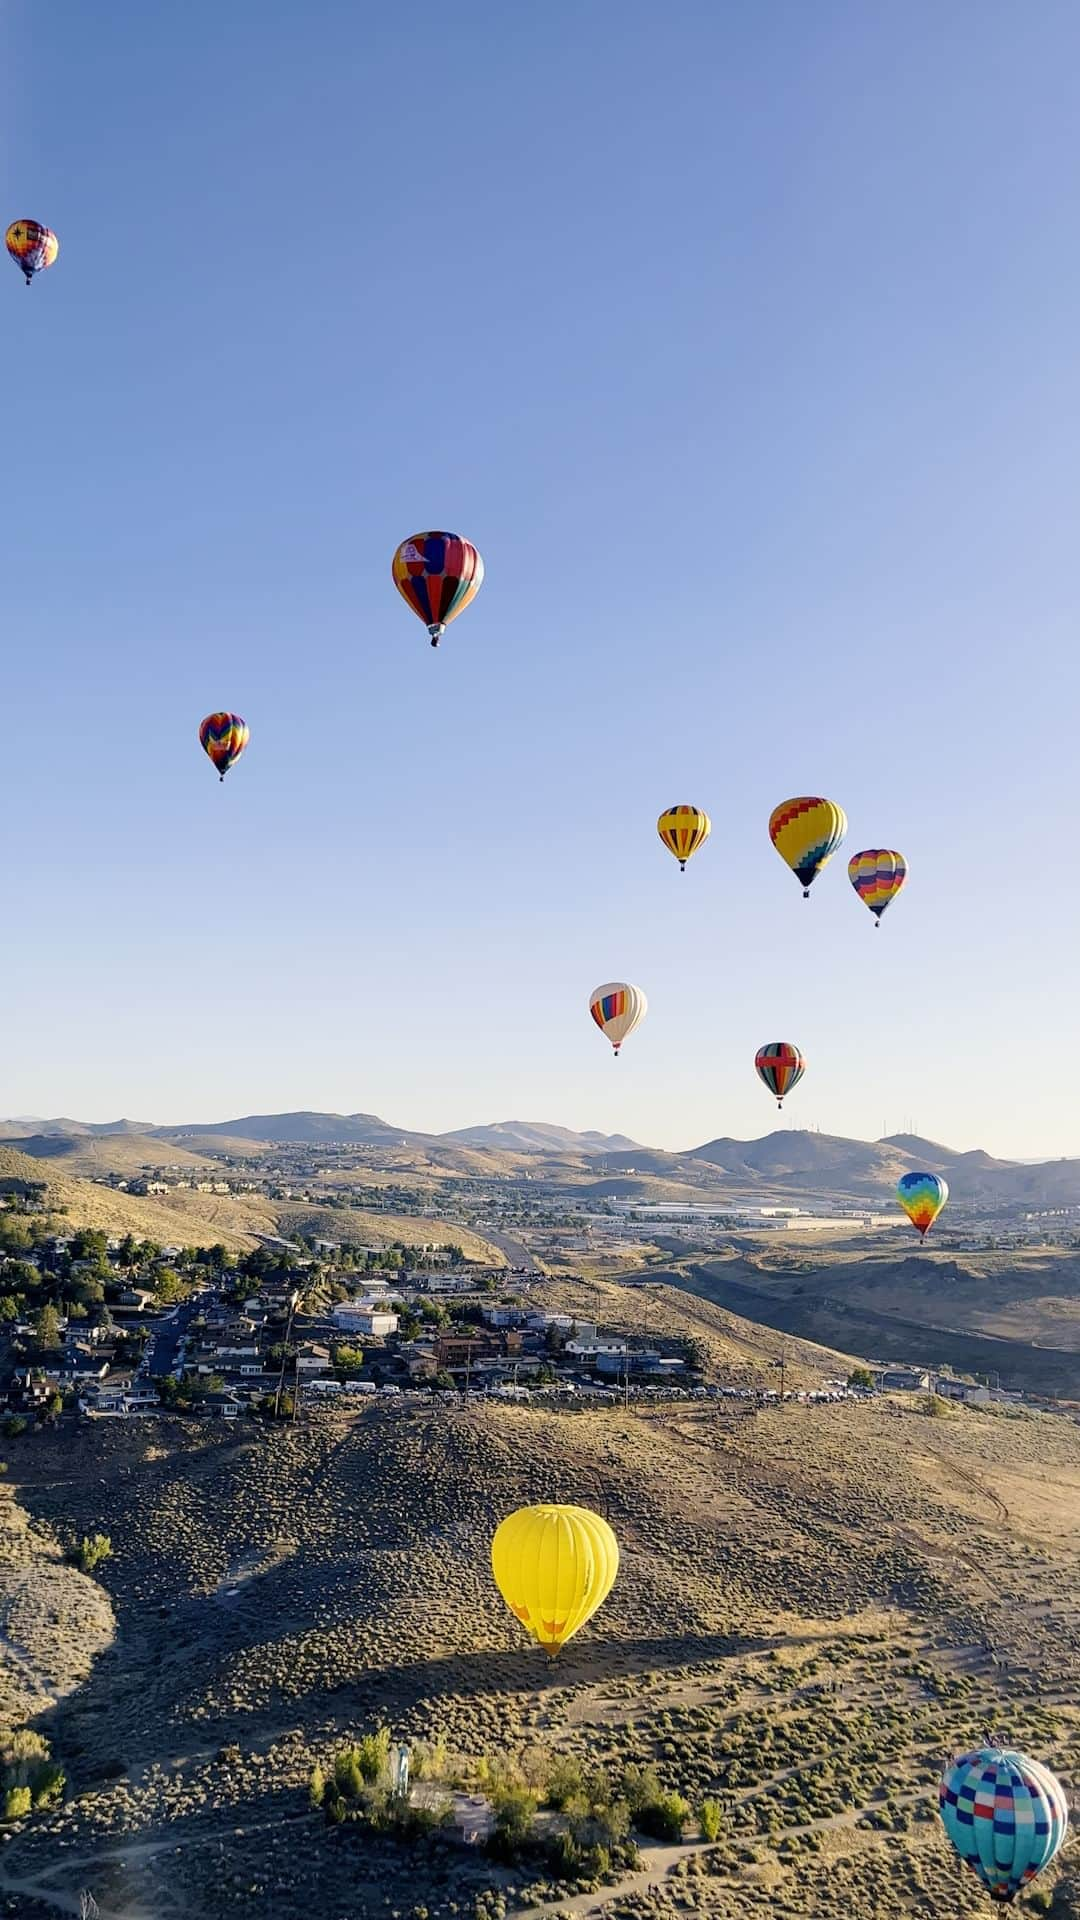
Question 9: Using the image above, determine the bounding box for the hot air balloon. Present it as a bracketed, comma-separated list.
[896, 1171, 948, 1238]
[589, 982, 647, 1057]
[657, 805, 711, 872]
[939, 1747, 1068, 1903]
[755, 1042, 805, 1110]
[392, 531, 484, 646]
[769, 797, 847, 897]
[5, 219, 58, 286]
[491, 1504, 619, 1656]
[199, 713, 249, 782]
[849, 849, 907, 925]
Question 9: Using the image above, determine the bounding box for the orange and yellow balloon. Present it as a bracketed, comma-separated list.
[589, 982, 647, 1057]
[897, 1171, 948, 1238]
[392, 531, 484, 647]
[199, 712, 249, 782]
[657, 805, 711, 872]
[5, 219, 58, 286]
[769, 797, 847, 897]
[491, 1504, 619, 1655]
[849, 849, 907, 925]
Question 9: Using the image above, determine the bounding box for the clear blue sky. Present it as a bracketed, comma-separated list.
[4, 0, 1079, 1157]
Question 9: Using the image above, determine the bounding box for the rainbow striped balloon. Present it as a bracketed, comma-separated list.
[657, 805, 711, 872]
[848, 849, 907, 924]
[199, 712, 249, 782]
[896, 1171, 947, 1237]
[392, 531, 484, 647]
[755, 1042, 805, 1110]
[769, 797, 847, 897]
[939, 1748, 1068, 1902]
[588, 982, 647, 1058]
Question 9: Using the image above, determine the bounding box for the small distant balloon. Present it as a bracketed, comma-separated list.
[199, 712, 249, 782]
[939, 1747, 1068, 1903]
[491, 1504, 619, 1656]
[392, 531, 484, 647]
[5, 219, 58, 286]
[769, 797, 847, 897]
[849, 849, 907, 925]
[755, 1042, 805, 1110]
[657, 805, 711, 872]
[896, 1170, 947, 1237]
[588, 982, 647, 1057]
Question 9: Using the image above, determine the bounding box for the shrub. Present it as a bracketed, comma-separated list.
[621, 1764, 663, 1814]
[1, 1417, 27, 1440]
[309, 1764, 326, 1808]
[333, 1748, 364, 1800]
[357, 1726, 391, 1785]
[699, 1799, 723, 1842]
[70, 1534, 112, 1575]
[545, 1755, 585, 1809]
[636, 1790, 690, 1842]
[2, 1787, 30, 1820]
[489, 1785, 537, 1860]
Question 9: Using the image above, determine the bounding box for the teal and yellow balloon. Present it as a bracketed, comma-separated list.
[769, 797, 847, 898]
[896, 1171, 947, 1238]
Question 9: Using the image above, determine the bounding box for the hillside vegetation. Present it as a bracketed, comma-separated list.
[3, 1388, 1080, 1919]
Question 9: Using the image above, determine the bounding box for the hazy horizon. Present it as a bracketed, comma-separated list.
[0, 1100, 1065, 1163]
[7, 0, 1080, 1159]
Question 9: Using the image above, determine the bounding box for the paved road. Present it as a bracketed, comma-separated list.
[146, 1299, 198, 1379]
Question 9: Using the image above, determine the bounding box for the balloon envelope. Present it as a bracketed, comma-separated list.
[491, 1503, 619, 1654]
[755, 1042, 805, 1108]
[849, 849, 907, 921]
[392, 531, 484, 645]
[896, 1171, 948, 1237]
[199, 712, 249, 780]
[589, 982, 647, 1055]
[769, 797, 847, 895]
[939, 1748, 1068, 1902]
[657, 805, 711, 871]
[5, 219, 58, 283]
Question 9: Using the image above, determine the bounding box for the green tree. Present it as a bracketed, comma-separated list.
[0, 1296, 20, 1323]
[2, 1786, 30, 1820]
[356, 1727, 391, 1785]
[332, 1344, 365, 1379]
[153, 1267, 186, 1306]
[1, 1417, 27, 1440]
[0, 1218, 32, 1255]
[699, 1799, 723, 1841]
[847, 1366, 874, 1390]
[32, 1304, 62, 1350]
[309, 1764, 326, 1808]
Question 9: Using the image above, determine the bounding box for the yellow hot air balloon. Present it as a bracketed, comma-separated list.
[491, 1504, 619, 1655]
[657, 804, 711, 872]
[769, 797, 847, 897]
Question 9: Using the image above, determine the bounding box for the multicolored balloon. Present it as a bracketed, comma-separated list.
[939, 1747, 1068, 1903]
[491, 1504, 619, 1656]
[769, 797, 848, 897]
[589, 982, 647, 1057]
[392, 531, 484, 647]
[657, 805, 711, 872]
[199, 712, 249, 782]
[6, 219, 59, 286]
[896, 1170, 948, 1237]
[755, 1042, 806, 1110]
[849, 849, 907, 925]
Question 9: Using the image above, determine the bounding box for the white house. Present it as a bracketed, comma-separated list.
[332, 1305, 399, 1339]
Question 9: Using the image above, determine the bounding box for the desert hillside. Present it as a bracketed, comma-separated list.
[2, 1386, 1079, 1919]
